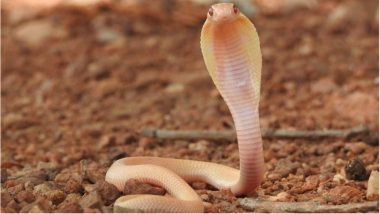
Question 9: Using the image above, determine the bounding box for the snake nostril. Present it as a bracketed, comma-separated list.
[233, 4, 239, 14]
[208, 7, 214, 16]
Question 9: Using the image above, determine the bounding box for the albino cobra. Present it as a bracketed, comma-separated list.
[106, 3, 265, 212]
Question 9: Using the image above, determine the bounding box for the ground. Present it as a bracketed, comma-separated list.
[1, 0, 379, 213]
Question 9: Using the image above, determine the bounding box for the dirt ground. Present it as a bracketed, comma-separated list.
[1, 0, 379, 213]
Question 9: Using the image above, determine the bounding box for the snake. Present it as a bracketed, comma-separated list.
[105, 3, 265, 212]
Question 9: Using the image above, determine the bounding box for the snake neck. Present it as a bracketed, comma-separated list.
[212, 27, 264, 195]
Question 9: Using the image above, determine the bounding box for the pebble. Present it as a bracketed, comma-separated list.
[191, 181, 207, 190]
[267, 192, 294, 202]
[96, 181, 121, 206]
[46, 189, 66, 205]
[15, 190, 35, 203]
[64, 193, 82, 204]
[267, 159, 301, 181]
[33, 182, 54, 196]
[123, 179, 166, 196]
[64, 179, 84, 194]
[79, 191, 102, 209]
[366, 171, 379, 200]
[1, 191, 13, 206]
[345, 158, 368, 181]
[323, 185, 362, 204]
[14, 20, 67, 48]
[56, 202, 83, 213]
[7, 183, 24, 195]
[1, 168, 8, 183]
[332, 174, 346, 184]
[2, 113, 35, 130]
[188, 140, 209, 152]
[165, 83, 185, 94]
[344, 142, 368, 154]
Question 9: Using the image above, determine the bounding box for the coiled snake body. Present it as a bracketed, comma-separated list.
[106, 3, 265, 212]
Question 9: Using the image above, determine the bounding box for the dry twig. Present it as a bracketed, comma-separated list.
[239, 198, 379, 213]
[140, 125, 371, 141]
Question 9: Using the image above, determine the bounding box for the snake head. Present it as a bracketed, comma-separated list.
[207, 3, 240, 23]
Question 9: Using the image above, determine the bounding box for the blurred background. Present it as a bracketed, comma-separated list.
[1, 0, 379, 213]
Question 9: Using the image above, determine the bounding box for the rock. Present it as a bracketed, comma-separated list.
[64, 179, 84, 194]
[14, 20, 67, 48]
[79, 191, 102, 209]
[95, 29, 123, 43]
[345, 158, 368, 181]
[311, 78, 337, 94]
[1, 168, 8, 183]
[6, 199, 20, 212]
[123, 179, 166, 196]
[267, 192, 295, 202]
[323, 186, 362, 204]
[366, 171, 379, 200]
[15, 190, 35, 203]
[191, 181, 207, 190]
[7, 183, 24, 195]
[332, 174, 346, 184]
[1, 191, 13, 206]
[2, 113, 36, 129]
[46, 190, 66, 205]
[302, 175, 319, 192]
[188, 140, 209, 152]
[344, 142, 368, 154]
[56, 202, 83, 213]
[64, 193, 82, 204]
[96, 181, 121, 206]
[267, 159, 301, 181]
[23, 197, 53, 213]
[97, 135, 115, 150]
[33, 183, 54, 196]
[165, 83, 185, 94]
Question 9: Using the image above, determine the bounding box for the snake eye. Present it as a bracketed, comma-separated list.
[233, 4, 239, 14]
[208, 7, 214, 16]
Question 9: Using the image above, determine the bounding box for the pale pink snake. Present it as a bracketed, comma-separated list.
[106, 3, 265, 212]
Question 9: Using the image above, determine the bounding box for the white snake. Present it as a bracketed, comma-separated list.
[106, 3, 265, 212]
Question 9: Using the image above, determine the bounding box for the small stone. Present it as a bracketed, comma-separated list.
[64, 193, 82, 204]
[302, 175, 319, 192]
[97, 135, 115, 150]
[96, 181, 121, 206]
[33, 183, 54, 196]
[46, 189, 66, 205]
[56, 202, 83, 213]
[6, 199, 20, 212]
[344, 142, 368, 154]
[366, 171, 379, 200]
[267, 159, 301, 181]
[8, 183, 24, 195]
[123, 179, 166, 196]
[333, 174, 346, 184]
[191, 182, 207, 190]
[268, 192, 295, 202]
[1, 191, 13, 206]
[345, 158, 368, 181]
[79, 191, 102, 209]
[14, 20, 66, 47]
[95, 29, 123, 43]
[23, 197, 52, 213]
[1, 168, 8, 183]
[2, 113, 36, 129]
[323, 185, 362, 204]
[15, 190, 35, 203]
[64, 179, 84, 194]
[188, 140, 209, 152]
[165, 83, 185, 94]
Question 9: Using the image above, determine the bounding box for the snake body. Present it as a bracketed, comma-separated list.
[106, 3, 265, 212]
